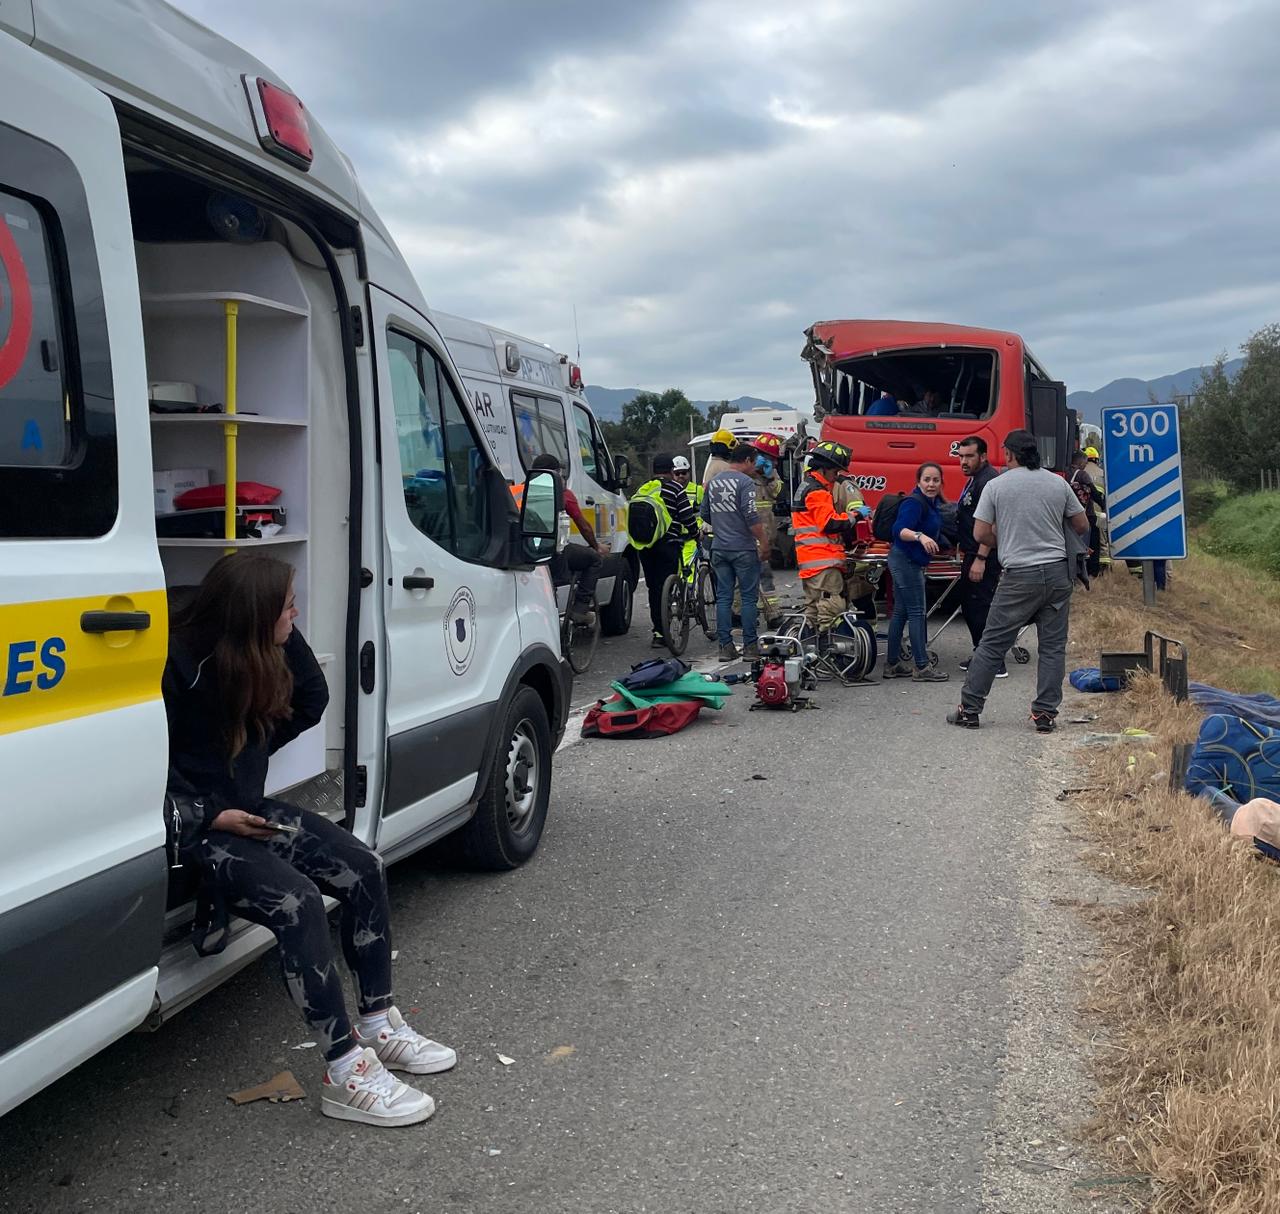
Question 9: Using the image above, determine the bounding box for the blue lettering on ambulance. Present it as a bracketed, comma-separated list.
[3, 637, 68, 696]
[4, 641, 37, 695]
[37, 637, 66, 690]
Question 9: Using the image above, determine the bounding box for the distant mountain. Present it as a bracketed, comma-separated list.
[1068, 358, 1243, 426]
[585, 387, 803, 423]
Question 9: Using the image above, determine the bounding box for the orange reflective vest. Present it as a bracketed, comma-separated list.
[792, 472, 848, 579]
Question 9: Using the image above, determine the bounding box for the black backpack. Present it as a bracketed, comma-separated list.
[871, 493, 905, 542]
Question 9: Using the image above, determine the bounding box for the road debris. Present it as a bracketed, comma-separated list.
[227, 1071, 305, 1105]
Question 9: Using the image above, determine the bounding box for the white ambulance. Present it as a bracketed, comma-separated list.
[434, 312, 637, 635]
[0, 0, 570, 1117]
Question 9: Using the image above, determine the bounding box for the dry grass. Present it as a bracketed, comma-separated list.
[1068, 549, 1280, 1212]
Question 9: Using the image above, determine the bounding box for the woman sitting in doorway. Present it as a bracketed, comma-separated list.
[164, 552, 454, 1127]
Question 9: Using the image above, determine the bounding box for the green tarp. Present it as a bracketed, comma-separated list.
[598, 672, 734, 712]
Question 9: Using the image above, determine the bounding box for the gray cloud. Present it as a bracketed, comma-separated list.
[173, 0, 1280, 402]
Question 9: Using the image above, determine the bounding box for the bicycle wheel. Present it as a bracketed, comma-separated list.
[697, 561, 717, 640]
[564, 611, 600, 674]
[660, 573, 690, 656]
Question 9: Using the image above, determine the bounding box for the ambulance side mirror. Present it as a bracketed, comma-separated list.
[519, 470, 562, 564]
[611, 454, 631, 490]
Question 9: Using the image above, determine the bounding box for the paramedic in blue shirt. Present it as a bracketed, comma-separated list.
[867, 391, 900, 417]
[701, 445, 770, 661]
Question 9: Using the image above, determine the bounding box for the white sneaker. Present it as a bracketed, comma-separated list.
[356, 1006, 458, 1075]
[321, 1047, 435, 1127]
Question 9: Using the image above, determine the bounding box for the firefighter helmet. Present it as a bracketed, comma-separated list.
[751, 432, 783, 459]
[807, 440, 852, 473]
[711, 428, 739, 450]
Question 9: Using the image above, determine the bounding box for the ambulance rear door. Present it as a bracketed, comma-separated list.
[0, 33, 168, 1115]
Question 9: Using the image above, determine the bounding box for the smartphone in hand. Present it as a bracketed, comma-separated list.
[257, 819, 299, 834]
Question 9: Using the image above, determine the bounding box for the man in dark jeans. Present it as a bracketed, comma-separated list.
[947, 429, 1088, 733]
[954, 436, 1006, 679]
[637, 453, 699, 647]
[530, 453, 606, 625]
[701, 444, 770, 660]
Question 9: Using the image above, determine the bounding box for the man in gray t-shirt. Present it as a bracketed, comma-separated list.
[974, 463, 1083, 569]
[701, 447, 769, 659]
[948, 430, 1087, 733]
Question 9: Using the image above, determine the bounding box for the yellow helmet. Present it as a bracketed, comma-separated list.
[1084, 445, 1099, 459]
[711, 428, 738, 449]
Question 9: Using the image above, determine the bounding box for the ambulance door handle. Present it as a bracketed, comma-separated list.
[81, 610, 151, 633]
[402, 575, 435, 591]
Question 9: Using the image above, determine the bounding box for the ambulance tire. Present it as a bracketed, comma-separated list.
[458, 686, 552, 870]
[599, 566, 634, 636]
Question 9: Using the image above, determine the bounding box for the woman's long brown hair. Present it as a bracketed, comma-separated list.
[173, 552, 295, 761]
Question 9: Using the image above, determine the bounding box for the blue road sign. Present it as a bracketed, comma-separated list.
[1101, 403, 1186, 561]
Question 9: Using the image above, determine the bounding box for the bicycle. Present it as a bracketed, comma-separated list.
[660, 543, 706, 657]
[696, 547, 717, 641]
[559, 570, 600, 675]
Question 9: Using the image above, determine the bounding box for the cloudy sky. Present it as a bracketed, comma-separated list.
[172, 0, 1280, 406]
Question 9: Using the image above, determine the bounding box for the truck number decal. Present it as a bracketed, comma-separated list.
[850, 475, 887, 491]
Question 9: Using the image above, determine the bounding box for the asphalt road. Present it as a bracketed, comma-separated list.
[0, 574, 1062, 1213]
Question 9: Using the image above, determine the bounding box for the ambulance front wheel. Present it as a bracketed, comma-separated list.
[458, 687, 552, 870]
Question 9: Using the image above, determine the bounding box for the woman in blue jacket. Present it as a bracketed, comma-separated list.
[883, 462, 950, 681]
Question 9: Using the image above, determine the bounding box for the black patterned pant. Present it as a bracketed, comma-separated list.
[196, 803, 393, 1060]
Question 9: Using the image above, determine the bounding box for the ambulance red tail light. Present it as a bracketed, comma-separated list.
[568, 363, 583, 390]
[244, 76, 313, 170]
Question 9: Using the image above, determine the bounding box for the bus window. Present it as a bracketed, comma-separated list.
[830, 348, 997, 420]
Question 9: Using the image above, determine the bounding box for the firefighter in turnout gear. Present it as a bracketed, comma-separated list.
[794, 441, 861, 630]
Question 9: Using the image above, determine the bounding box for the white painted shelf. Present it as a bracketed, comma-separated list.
[150, 413, 307, 428]
[157, 534, 308, 549]
[140, 291, 309, 320]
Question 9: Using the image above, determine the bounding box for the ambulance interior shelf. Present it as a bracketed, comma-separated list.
[138, 240, 322, 795]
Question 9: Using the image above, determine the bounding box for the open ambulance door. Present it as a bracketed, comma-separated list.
[0, 33, 168, 1116]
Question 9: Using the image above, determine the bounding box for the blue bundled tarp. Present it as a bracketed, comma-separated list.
[1185, 713, 1280, 805]
[1069, 667, 1123, 693]
[1190, 683, 1280, 731]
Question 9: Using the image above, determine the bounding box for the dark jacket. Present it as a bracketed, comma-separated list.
[891, 488, 943, 567]
[656, 476, 699, 543]
[957, 462, 999, 555]
[164, 627, 329, 847]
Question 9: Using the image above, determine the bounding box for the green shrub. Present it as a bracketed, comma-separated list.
[1200, 491, 1280, 577]
[1184, 479, 1231, 526]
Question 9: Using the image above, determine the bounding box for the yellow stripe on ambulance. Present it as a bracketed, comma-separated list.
[0, 590, 168, 736]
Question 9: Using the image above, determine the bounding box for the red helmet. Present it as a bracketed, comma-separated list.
[752, 432, 783, 459]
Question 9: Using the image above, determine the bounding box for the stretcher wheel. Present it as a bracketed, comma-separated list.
[900, 641, 938, 668]
[1011, 646, 1031, 665]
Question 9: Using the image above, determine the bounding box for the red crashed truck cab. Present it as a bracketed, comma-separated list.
[802, 320, 1075, 505]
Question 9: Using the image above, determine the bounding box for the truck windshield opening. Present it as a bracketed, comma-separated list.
[828, 347, 997, 420]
